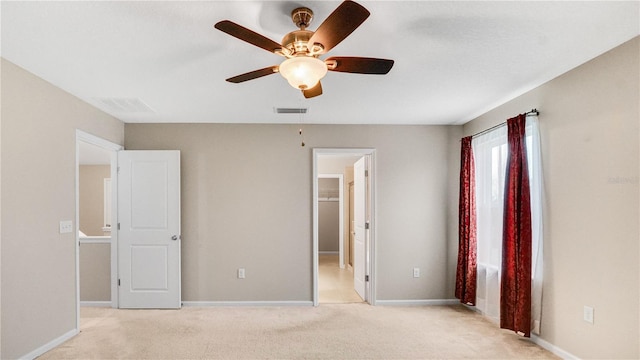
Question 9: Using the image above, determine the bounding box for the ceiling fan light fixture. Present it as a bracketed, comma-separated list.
[279, 57, 327, 90]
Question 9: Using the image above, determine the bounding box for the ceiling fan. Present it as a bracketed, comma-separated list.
[214, 0, 394, 98]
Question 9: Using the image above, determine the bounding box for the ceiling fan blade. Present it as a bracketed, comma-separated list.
[215, 20, 283, 54]
[307, 1, 370, 54]
[326, 57, 394, 74]
[226, 66, 279, 83]
[303, 82, 323, 98]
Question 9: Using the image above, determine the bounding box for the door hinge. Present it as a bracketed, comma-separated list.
[118, 279, 121, 286]
[117, 166, 120, 173]
[117, 223, 120, 230]
[365, 222, 370, 230]
[365, 275, 370, 282]
[365, 170, 369, 177]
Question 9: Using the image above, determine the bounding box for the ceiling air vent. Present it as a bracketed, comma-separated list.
[93, 97, 155, 114]
[275, 107, 308, 114]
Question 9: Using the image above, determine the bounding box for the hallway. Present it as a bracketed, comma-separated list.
[318, 254, 364, 304]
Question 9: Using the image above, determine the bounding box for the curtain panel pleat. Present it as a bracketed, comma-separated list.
[455, 136, 477, 305]
[500, 114, 533, 337]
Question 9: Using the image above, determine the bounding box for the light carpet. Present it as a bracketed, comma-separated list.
[39, 304, 558, 359]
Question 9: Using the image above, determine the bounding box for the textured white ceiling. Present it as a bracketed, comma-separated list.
[2, 1, 638, 125]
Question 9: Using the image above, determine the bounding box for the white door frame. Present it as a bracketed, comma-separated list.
[312, 148, 376, 306]
[75, 130, 122, 329]
[317, 174, 344, 268]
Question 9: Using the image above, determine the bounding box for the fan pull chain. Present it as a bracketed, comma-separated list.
[298, 101, 306, 147]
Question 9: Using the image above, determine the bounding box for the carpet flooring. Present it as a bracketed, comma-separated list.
[39, 304, 558, 359]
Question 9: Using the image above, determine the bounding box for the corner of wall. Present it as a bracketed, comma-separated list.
[446, 125, 463, 297]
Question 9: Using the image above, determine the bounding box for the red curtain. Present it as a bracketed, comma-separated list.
[455, 136, 477, 305]
[500, 114, 532, 337]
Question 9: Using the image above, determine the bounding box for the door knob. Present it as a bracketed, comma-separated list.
[171, 235, 179, 241]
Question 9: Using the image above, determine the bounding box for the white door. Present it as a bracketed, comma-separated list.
[353, 156, 366, 300]
[118, 150, 181, 308]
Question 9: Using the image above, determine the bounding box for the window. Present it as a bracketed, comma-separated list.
[472, 116, 543, 332]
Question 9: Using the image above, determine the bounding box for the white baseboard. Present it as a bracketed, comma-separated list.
[530, 334, 579, 360]
[80, 301, 112, 307]
[19, 328, 78, 360]
[182, 301, 314, 307]
[375, 299, 460, 306]
[319, 251, 339, 255]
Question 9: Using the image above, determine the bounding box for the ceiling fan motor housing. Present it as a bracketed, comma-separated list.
[283, 8, 324, 56]
[282, 30, 318, 56]
[291, 7, 313, 28]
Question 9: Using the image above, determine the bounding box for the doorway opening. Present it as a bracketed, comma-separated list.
[75, 130, 121, 329]
[313, 149, 375, 306]
[317, 174, 361, 304]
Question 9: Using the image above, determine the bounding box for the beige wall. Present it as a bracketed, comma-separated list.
[125, 124, 456, 302]
[318, 201, 339, 252]
[1, 59, 124, 359]
[462, 37, 639, 358]
[79, 243, 111, 301]
[318, 178, 339, 252]
[79, 165, 110, 236]
[445, 126, 463, 297]
[317, 156, 361, 174]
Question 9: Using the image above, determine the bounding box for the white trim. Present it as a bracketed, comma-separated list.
[376, 299, 461, 306]
[75, 129, 123, 329]
[365, 153, 376, 306]
[108, 147, 119, 309]
[462, 303, 481, 312]
[319, 251, 339, 255]
[79, 236, 111, 244]
[80, 301, 112, 307]
[18, 329, 78, 360]
[530, 335, 579, 360]
[182, 301, 314, 307]
[318, 174, 344, 268]
[313, 148, 376, 307]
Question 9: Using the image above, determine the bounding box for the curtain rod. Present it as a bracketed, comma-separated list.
[469, 109, 539, 139]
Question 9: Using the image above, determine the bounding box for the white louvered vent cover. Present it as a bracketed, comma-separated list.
[274, 107, 308, 114]
[93, 97, 155, 113]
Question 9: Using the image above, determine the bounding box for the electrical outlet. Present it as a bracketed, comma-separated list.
[413, 267, 420, 278]
[583, 306, 594, 324]
[238, 268, 245, 279]
[59, 220, 73, 234]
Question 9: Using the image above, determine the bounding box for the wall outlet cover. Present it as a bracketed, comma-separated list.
[583, 306, 594, 324]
